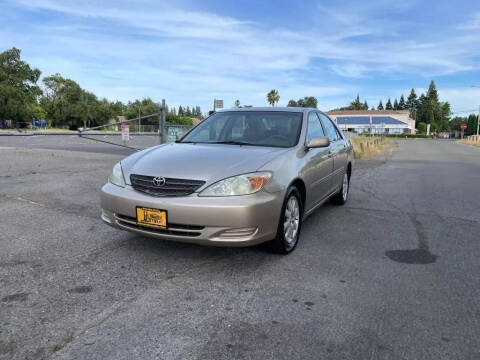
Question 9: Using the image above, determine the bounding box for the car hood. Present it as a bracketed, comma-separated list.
[122, 143, 288, 185]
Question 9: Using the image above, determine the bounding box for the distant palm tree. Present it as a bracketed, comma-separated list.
[234, 99, 240, 108]
[267, 89, 280, 107]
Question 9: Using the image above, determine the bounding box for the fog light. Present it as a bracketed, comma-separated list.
[218, 227, 258, 239]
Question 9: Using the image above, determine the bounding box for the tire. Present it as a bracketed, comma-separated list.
[332, 170, 350, 205]
[268, 186, 303, 254]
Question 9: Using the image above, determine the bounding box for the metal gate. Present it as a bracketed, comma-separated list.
[78, 99, 192, 151]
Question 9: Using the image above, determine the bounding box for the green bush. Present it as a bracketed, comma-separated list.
[417, 122, 427, 133]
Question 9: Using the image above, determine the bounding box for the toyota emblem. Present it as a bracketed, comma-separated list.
[152, 176, 166, 187]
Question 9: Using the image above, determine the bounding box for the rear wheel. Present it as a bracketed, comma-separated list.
[332, 170, 350, 205]
[269, 186, 303, 254]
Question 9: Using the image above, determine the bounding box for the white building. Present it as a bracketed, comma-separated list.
[327, 110, 415, 134]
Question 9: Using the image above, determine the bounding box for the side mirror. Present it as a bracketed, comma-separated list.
[306, 136, 330, 148]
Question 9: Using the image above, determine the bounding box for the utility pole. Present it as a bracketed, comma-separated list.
[477, 105, 480, 142]
[471, 86, 480, 142]
[159, 99, 167, 144]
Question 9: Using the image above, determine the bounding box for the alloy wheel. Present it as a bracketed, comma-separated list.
[284, 196, 300, 246]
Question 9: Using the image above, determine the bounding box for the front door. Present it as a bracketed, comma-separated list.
[302, 112, 334, 211]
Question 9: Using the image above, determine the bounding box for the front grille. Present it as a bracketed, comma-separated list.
[130, 174, 205, 197]
[114, 214, 204, 237]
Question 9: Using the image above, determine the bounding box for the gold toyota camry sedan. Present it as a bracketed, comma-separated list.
[101, 107, 353, 254]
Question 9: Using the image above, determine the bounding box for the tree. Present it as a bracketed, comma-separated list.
[363, 100, 368, 110]
[0, 47, 42, 125]
[298, 96, 318, 108]
[267, 89, 280, 107]
[427, 80, 439, 104]
[234, 99, 240, 108]
[385, 98, 393, 110]
[377, 100, 384, 110]
[466, 114, 479, 136]
[41, 74, 85, 128]
[398, 94, 406, 110]
[393, 98, 399, 110]
[416, 93, 427, 124]
[439, 102, 451, 131]
[448, 116, 466, 132]
[350, 94, 362, 110]
[287, 97, 317, 108]
[110, 101, 126, 116]
[406, 88, 418, 109]
[417, 122, 427, 133]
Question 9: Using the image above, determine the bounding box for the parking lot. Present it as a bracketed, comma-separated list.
[1, 137, 480, 359]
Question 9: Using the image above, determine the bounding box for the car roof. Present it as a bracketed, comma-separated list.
[216, 107, 315, 114]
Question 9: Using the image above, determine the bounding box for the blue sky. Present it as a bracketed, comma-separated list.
[2, 0, 480, 115]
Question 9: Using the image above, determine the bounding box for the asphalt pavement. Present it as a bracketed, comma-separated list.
[0, 138, 479, 359]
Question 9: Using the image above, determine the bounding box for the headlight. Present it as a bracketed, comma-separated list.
[109, 162, 126, 187]
[199, 172, 271, 197]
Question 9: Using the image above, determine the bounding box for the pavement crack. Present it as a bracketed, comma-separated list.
[409, 215, 429, 251]
[0, 193, 45, 207]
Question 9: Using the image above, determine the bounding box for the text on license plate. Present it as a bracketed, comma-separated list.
[136, 207, 167, 228]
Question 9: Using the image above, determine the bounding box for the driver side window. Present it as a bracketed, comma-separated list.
[319, 114, 339, 142]
[306, 112, 325, 143]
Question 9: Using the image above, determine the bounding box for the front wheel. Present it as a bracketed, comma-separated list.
[268, 186, 303, 254]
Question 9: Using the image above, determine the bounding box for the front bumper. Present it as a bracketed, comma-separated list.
[100, 183, 284, 246]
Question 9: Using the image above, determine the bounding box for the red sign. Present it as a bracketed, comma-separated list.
[461, 123, 467, 130]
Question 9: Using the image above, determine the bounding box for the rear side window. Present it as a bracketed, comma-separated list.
[306, 112, 325, 142]
[319, 114, 339, 142]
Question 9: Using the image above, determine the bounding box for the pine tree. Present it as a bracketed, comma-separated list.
[416, 94, 427, 123]
[398, 94, 406, 110]
[393, 98, 399, 110]
[349, 94, 362, 110]
[178, 106, 184, 116]
[406, 89, 418, 109]
[427, 80, 439, 104]
[363, 100, 368, 110]
[377, 100, 384, 110]
[385, 98, 393, 110]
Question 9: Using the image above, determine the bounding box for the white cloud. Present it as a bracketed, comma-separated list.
[439, 88, 480, 115]
[5, 0, 480, 112]
[459, 12, 480, 30]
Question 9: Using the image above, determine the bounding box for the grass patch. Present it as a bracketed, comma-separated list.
[51, 332, 73, 352]
[384, 134, 433, 139]
[350, 136, 390, 159]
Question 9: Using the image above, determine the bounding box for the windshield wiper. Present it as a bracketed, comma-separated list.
[209, 141, 253, 146]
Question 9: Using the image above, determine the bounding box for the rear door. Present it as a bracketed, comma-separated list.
[302, 111, 334, 211]
[318, 113, 348, 193]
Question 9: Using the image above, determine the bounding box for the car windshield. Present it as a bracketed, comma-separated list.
[180, 111, 303, 148]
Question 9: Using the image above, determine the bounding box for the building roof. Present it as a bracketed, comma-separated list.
[217, 107, 308, 113]
[327, 110, 410, 115]
[336, 116, 407, 125]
